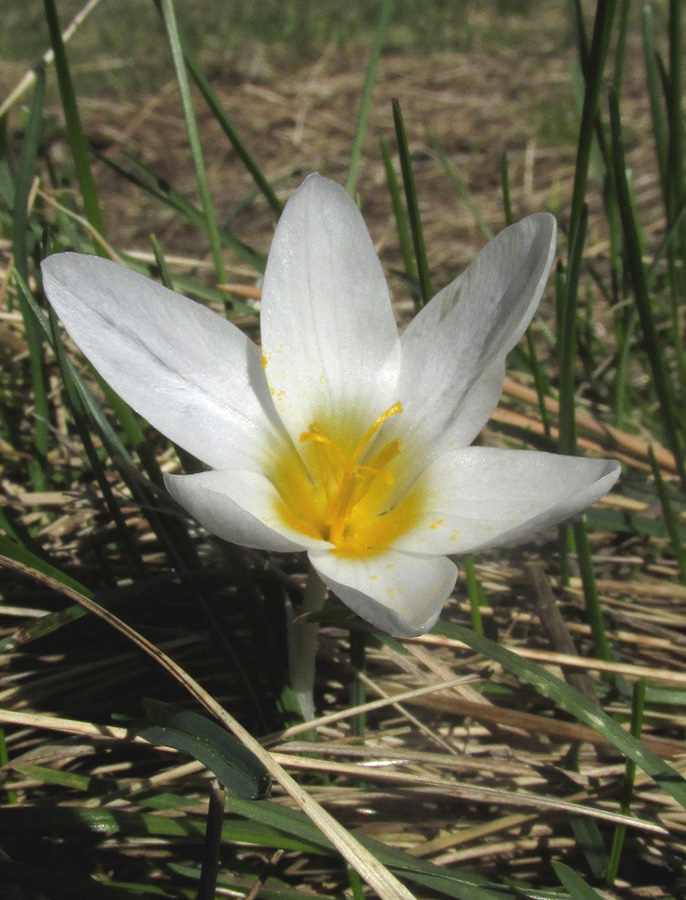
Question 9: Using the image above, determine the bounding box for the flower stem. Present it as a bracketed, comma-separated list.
[289, 565, 327, 720]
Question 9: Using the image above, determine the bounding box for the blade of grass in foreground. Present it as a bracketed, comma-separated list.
[568, 0, 617, 245]
[392, 98, 432, 308]
[380, 137, 417, 286]
[552, 862, 604, 900]
[158, 0, 226, 284]
[180, 43, 283, 217]
[346, 0, 392, 196]
[435, 621, 686, 810]
[42, 0, 107, 253]
[606, 677, 646, 884]
[13, 69, 49, 488]
[609, 88, 686, 495]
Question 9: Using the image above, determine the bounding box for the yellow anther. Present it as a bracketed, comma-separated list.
[350, 401, 403, 465]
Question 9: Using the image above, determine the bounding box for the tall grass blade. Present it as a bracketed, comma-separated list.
[430, 137, 492, 239]
[392, 98, 432, 307]
[500, 151, 513, 226]
[12, 69, 44, 283]
[97, 150, 265, 275]
[558, 203, 587, 456]
[380, 136, 417, 283]
[13, 69, 49, 486]
[346, 0, 392, 196]
[180, 45, 283, 217]
[609, 88, 686, 494]
[648, 446, 686, 584]
[568, 0, 618, 247]
[612, 0, 632, 95]
[573, 519, 611, 664]
[158, 0, 226, 284]
[606, 678, 646, 884]
[666, 0, 685, 228]
[42, 0, 107, 253]
[642, 5, 669, 207]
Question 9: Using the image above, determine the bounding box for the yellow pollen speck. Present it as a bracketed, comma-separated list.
[260, 353, 268, 369]
[270, 402, 425, 557]
[430, 518, 444, 530]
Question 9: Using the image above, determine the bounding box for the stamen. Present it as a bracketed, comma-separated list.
[350, 401, 403, 465]
[290, 401, 407, 553]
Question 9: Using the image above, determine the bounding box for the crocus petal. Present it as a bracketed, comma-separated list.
[42, 254, 284, 470]
[395, 214, 557, 457]
[308, 548, 457, 637]
[259, 174, 401, 445]
[165, 470, 331, 552]
[390, 447, 621, 555]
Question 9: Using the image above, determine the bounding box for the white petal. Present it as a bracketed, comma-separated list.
[391, 447, 621, 555]
[396, 214, 557, 456]
[309, 548, 457, 637]
[165, 470, 330, 552]
[42, 254, 283, 470]
[259, 174, 401, 445]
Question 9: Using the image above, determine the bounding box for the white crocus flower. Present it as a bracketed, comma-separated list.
[42, 174, 619, 638]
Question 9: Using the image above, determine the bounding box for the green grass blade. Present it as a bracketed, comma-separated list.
[566, 0, 589, 73]
[97, 150, 265, 275]
[158, 0, 226, 283]
[380, 136, 417, 283]
[552, 862, 604, 899]
[558, 203, 587, 456]
[573, 519, 611, 664]
[612, 0, 632, 96]
[500, 151, 513, 226]
[434, 622, 686, 809]
[12, 68, 45, 283]
[42, 0, 107, 252]
[642, 5, 670, 207]
[180, 45, 283, 216]
[463, 554, 484, 636]
[392, 98, 432, 307]
[525, 327, 552, 440]
[609, 88, 686, 494]
[606, 678, 646, 885]
[346, 0, 392, 196]
[137, 701, 270, 800]
[13, 71, 49, 486]
[430, 137, 492, 239]
[648, 445, 686, 584]
[568, 0, 618, 247]
[666, 0, 685, 225]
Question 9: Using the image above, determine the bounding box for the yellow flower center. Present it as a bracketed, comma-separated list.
[271, 402, 424, 557]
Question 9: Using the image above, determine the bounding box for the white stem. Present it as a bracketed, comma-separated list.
[289, 565, 327, 720]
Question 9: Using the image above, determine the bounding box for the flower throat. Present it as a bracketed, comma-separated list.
[273, 402, 424, 556]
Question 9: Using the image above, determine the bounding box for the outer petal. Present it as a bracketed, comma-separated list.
[42, 254, 284, 470]
[309, 548, 457, 637]
[395, 214, 556, 457]
[260, 174, 401, 445]
[165, 470, 331, 552]
[390, 447, 621, 555]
